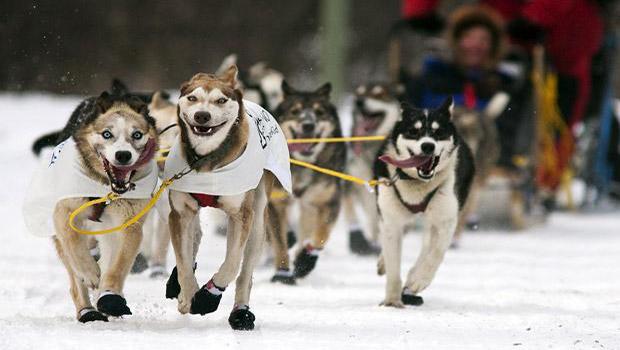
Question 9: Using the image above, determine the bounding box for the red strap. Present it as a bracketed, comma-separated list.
[463, 82, 477, 109]
[190, 193, 219, 208]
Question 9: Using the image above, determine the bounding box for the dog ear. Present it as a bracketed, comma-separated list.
[315, 82, 332, 98]
[150, 91, 169, 109]
[127, 96, 148, 115]
[110, 79, 129, 96]
[281, 80, 296, 97]
[96, 91, 114, 112]
[179, 80, 191, 97]
[215, 54, 237, 76]
[219, 64, 239, 88]
[439, 96, 454, 117]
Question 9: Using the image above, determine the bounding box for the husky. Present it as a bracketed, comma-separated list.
[214, 54, 285, 113]
[30, 79, 160, 156]
[163, 66, 291, 330]
[267, 81, 346, 284]
[23, 92, 160, 322]
[374, 97, 474, 307]
[139, 91, 180, 277]
[343, 82, 402, 255]
[451, 92, 508, 242]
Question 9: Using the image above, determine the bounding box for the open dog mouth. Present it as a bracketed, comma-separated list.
[102, 159, 136, 194]
[190, 121, 227, 136]
[287, 127, 322, 156]
[100, 138, 157, 194]
[379, 153, 440, 180]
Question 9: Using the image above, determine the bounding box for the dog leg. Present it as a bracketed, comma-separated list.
[405, 194, 457, 295]
[190, 193, 255, 316]
[379, 216, 404, 308]
[267, 199, 294, 284]
[97, 218, 143, 317]
[231, 186, 268, 330]
[54, 237, 107, 322]
[54, 204, 100, 290]
[149, 212, 171, 277]
[293, 202, 320, 278]
[168, 190, 200, 314]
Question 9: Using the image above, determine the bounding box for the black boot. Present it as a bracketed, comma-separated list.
[78, 307, 108, 323]
[130, 253, 149, 274]
[401, 289, 424, 306]
[165, 263, 197, 299]
[293, 245, 319, 278]
[97, 292, 132, 316]
[190, 279, 225, 315]
[349, 229, 381, 256]
[270, 268, 296, 285]
[228, 305, 256, 330]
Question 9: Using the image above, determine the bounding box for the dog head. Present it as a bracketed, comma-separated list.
[177, 65, 244, 156]
[74, 92, 158, 193]
[353, 83, 402, 137]
[381, 96, 457, 181]
[275, 81, 339, 162]
[248, 62, 284, 111]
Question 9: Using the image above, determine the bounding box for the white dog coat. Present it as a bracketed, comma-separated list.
[23, 138, 159, 237]
[163, 100, 292, 196]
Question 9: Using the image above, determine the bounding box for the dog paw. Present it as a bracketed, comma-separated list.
[380, 299, 405, 308]
[97, 292, 132, 317]
[190, 280, 224, 315]
[270, 269, 296, 285]
[376, 255, 385, 276]
[78, 308, 108, 323]
[228, 306, 255, 331]
[293, 246, 319, 278]
[406, 274, 433, 294]
[401, 289, 424, 306]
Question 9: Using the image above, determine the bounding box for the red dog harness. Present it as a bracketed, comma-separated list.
[190, 193, 219, 208]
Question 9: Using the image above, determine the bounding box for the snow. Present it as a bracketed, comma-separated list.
[1, 94, 619, 349]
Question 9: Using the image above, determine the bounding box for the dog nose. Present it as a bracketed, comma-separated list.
[194, 111, 211, 125]
[115, 150, 132, 165]
[421, 142, 435, 155]
[355, 98, 365, 109]
[301, 122, 315, 134]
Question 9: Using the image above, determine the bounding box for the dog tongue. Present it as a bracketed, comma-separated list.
[379, 154, 433, 169]
[288, 143, 313, 153]
[105, 138, 158, 192]
[352, 119, 381, 156]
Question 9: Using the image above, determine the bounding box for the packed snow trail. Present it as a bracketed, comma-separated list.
[1, 94, 618, 349]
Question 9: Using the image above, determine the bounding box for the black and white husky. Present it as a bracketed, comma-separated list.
[374, 96, 474, 307]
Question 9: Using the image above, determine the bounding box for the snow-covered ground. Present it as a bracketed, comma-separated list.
[1, 94, 619, 349]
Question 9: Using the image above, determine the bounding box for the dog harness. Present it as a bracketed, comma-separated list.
[23, 138, 159, 237]
[163, 100, 292, 198]
[393, 183, 439, 214]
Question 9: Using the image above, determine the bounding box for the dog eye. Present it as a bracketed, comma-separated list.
[216, 97, 227, 104]
[187, 95, 197, 102]
[101, 130, 113, 139]
[315, 108, 325, 116]
[132, 131, 143, 140]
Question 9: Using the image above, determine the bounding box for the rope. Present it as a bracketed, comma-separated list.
[68, 179, 174, 235]
[69, 135, 387, 235]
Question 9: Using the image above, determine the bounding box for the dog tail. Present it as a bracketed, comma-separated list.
[32, 130, 62, 156]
